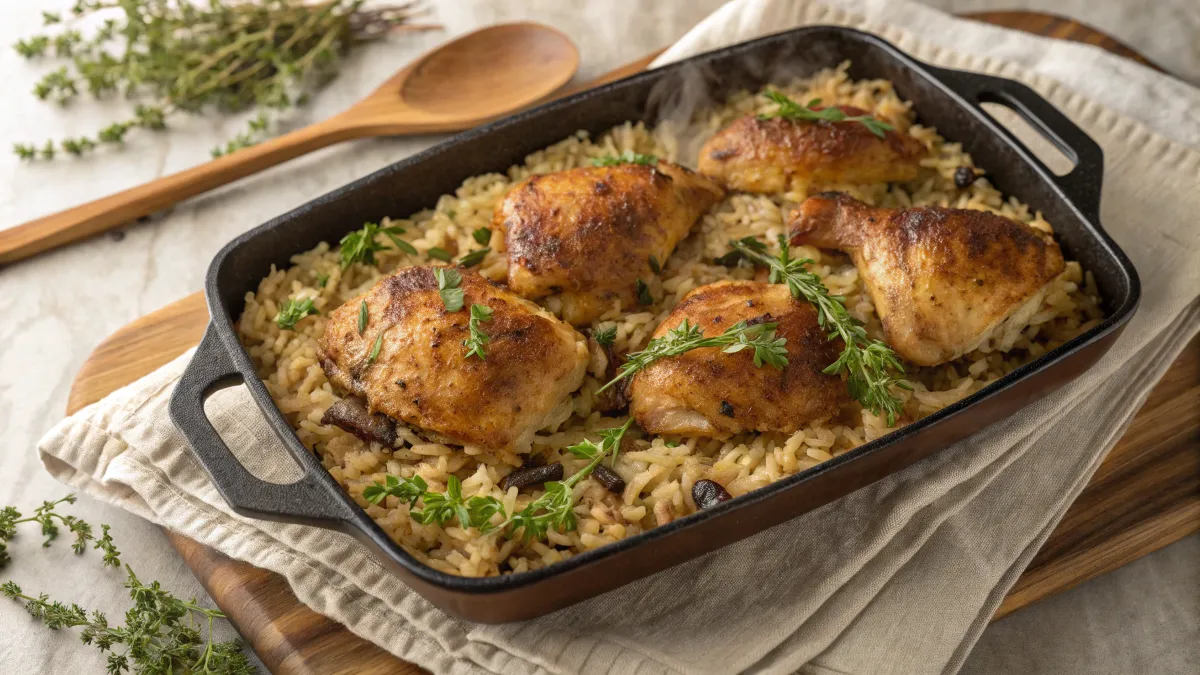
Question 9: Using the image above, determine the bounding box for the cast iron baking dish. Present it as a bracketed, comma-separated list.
[170, 25, 1140, 623]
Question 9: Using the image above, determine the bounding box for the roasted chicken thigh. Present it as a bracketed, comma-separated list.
[788, 193, 1065, 366]
[697, 110, 925, 193]
[318, 266, 588, 453]
[630, 281, 848, 438]
[493, 161, 724, 325]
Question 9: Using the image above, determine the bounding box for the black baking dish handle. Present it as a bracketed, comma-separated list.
[926, 66, 1104, 220]
[169, 323, 356, 526]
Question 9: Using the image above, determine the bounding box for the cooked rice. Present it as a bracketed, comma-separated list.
[236, 64, 1105, 577]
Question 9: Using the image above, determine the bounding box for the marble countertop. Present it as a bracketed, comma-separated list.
[0, 1, 1195, 673]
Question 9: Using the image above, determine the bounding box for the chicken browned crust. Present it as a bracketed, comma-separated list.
[788, 193, 1065, 366]
[697, 110, 926, 193]
[318, 266, 588, 453]
[493, 161, 724, 325]
[629, 281, 848, 439]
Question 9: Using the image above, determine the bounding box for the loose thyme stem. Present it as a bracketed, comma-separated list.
[728, 236, 910, 425]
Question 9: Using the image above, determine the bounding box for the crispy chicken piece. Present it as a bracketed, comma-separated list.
[788, 193, 1065, 366]
[629, 281, 848, 438]
[318, 266, 588, 453]
[493, 161, 724, 325]
[697, 110, 926, 193]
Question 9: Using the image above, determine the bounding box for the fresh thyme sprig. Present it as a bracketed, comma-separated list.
[362, 421, 635, 543]
[3, 568, 253, 675]
[274, 297, 317, 330]
[463, 304, 493, 360]
[363, 474, 504, 532]
[591, 150, 658, 167]
[595, 320, 789, 395]
[727, 235, 910, 424]
[12, 1, 435, 161]
[0, 494, 120, 568]
[758, 90, 894, 138]
[504, 419, 634, 540]
[1, 494, 252, 673]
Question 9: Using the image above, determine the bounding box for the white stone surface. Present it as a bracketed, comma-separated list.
[0, 1, 1195, 673]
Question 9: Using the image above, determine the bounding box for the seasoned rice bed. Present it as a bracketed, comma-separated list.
[237, 64, 1104, 577]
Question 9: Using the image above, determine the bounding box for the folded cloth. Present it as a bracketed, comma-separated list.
[38, 1, 1200, 673]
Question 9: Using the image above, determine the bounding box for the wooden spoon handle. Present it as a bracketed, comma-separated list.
[0, 117, 364, 265]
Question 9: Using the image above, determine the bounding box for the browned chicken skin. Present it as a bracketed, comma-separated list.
[318, 266, 588, 453]
[629, 281, 848, 438]
[788, 193, 1065, 366]
[697, 110, 926, 193]
[493, 161, 724, 325]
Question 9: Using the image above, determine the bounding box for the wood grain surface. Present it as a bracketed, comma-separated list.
[63, 13, 1197, 675]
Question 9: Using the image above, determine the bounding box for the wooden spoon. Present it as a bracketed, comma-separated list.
[0, 22, 579, 265]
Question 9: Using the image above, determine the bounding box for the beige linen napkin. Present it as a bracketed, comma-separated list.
[37, 1, 1200, 673]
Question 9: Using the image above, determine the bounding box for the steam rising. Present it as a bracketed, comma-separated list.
[644, 38, 847, 167]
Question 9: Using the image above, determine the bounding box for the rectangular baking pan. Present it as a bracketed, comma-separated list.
[169, 26, 1140, 623]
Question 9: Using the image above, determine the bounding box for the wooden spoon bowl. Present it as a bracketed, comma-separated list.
[343, 22, 579, 133]
[0, 22, 580, 265]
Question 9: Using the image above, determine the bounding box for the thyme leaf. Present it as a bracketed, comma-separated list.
[457, 247, 490, 268]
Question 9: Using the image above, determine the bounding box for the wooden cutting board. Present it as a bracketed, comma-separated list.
[63, 13, 1197, 675]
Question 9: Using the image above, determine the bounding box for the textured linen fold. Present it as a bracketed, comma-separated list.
[36, 1, 1200, 673]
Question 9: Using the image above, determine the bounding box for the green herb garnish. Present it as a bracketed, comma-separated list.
[363, 474, 427, 508]
[758, 90, 894, 138]
[427, 247, 453, 262]
[0, 494, 119, 568]
[412, 476, 505, 531]
[635, 279, 654, 306]
[364, 474, 503, 532]
[593, 325, 617, 346]
[364, 422, 635, 541]
[472, 227, 492, 246]
[648, 255, 661, 274]
[1, 494, 253, 674]
[382, 226, 418, 256]
[727, 235, 910, 424]
[357, 300, 368, 335]
[434, 267, 464, 312]
[596, 319, 788, 394]
[664, 440, 680, 448]
[505, 419, 634, 540]
[315, 273, 329, 288]
[464, 304, 493, 360]
[367, 332, 384, 365]
[274, 297, 317, 330]
[457, 247, 490, 268]
[12, 1, 431, 162]
[339, 221, 411, 269]
[591, 150, 658, 167]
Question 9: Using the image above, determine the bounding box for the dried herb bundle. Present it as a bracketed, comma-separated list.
[12, 0, 435, 161]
